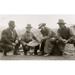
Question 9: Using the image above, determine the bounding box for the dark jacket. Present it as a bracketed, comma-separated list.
[1, 28, 18, 45]
[40, 27, 56, 54]
[40, 27, 56, 38]
[57, 27, 73, 40]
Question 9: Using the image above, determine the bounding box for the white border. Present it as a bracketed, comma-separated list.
[0, 0, 75, 75]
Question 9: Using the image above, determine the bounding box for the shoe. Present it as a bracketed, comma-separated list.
[32, 53, 35, 56]
[63, 53, 68, 55]
[27, 53, 31, 56]
[24, 54, 27, 55]
[44, 54, 50, 56]
[14, 53, 20, 55]
[3, 51, 7, 56]
[3, 54, 7, 56]
[3, 53, 7, 56]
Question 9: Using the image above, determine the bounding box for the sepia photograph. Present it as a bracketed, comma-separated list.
[0, 15, 75, 60]
[1, 0, 75, 75]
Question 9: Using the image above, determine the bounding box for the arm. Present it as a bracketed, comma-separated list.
[67, 28, 75, 42]
[48, 30, 56, 38]
[57, 30, 63, 40]
[14, 30, 19, 40]
[57, 29, 68, 43]
[47, 28, 56, 39]
[20, 34, 27, 45]
[41, 28, 50, 39]
[14, 30, 20, 44]
[1, 30, 12, 45]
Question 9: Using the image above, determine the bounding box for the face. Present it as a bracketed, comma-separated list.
[9, 22, 15, 30]
[9, 25, 15, 30]
[41, 26, 45, 30]
[26, 27, 31, 32]
[58, 23, 65, 28]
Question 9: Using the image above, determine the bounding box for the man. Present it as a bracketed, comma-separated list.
[38, 23, 56, 56]
[21, 24, 39, 55]
[57, 19, 74, 55]
[70, 25, 75, 46]
[1, 20, 20, 56]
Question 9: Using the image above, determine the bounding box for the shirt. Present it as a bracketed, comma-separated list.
[21, 31, 34, 43]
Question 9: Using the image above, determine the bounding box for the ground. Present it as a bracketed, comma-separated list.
[0, 51, 75, 60]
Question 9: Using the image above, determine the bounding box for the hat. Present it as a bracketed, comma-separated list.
[38, 23, 46, 29]
[26, 24, 32, 28]
[57, 19, 66, 24]
[8, 20, 15, 25]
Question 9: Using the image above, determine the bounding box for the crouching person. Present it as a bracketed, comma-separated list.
[57, 19, 74, 55]
[21, 24, 39, 55]
[1, 21, 20, 56]
[38, 23, 56, 56]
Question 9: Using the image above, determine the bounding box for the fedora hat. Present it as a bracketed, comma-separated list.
[8, 20, 15, 26]
[38, 23, 46, 29]
[26, 24, 32, 28]
[57, 19, 66, 24]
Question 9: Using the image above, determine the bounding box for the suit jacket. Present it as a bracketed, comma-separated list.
[57, 27, 73, 40]
[1, 28, 18, 45]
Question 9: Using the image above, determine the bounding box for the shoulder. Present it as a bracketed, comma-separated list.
[23, 31, 27, 35]
[57, 28, 60, 31]
[2, 28, 9, 33]
[45, 27, 50, 30]
[45, 27, 52, 32]
[46, 27, 54, 32]
[66, 27, 70, 29]
[66, 27, 71, 31]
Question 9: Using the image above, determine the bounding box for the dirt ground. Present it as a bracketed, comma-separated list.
[0, 52, 75, 60]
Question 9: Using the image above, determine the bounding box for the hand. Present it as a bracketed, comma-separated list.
[42, 36, 48, 40]
[67, 39, 72, 43]
[15, 40, 19, 44]
[12, 43, 16, 46]
[23, 42, 27, 46]
[62, 39, 68, 43]
[50, 37, 56, 41]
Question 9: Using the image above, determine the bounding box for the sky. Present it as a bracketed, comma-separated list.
[0, 15, 75, 31]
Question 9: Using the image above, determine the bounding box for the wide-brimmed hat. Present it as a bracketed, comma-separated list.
[26, 24, 32, 28]
[38, 23, 46, 29]
[57, 19, 66, 24]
